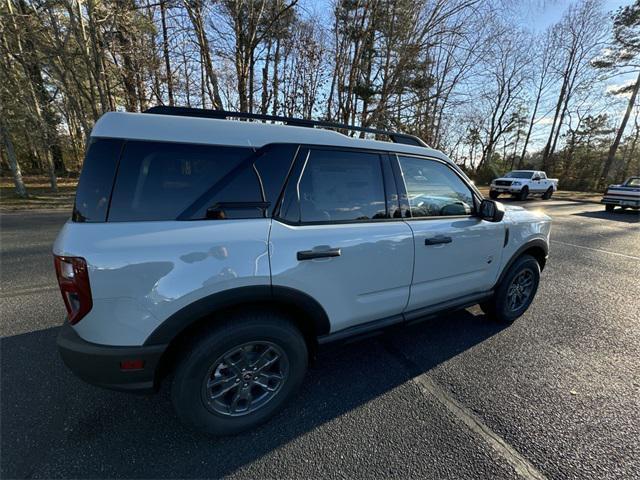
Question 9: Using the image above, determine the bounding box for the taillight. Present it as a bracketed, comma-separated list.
[54, 255, 93, 325]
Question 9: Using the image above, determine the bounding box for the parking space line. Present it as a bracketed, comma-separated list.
[412, 375, 548, 480]
[550, 240, 640, 260]
[382, 340, 548, 480]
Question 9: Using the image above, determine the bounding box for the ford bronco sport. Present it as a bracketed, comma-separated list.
[55, 107, 552, 435]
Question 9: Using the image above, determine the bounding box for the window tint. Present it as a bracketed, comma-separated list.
[73, 138, 123, 222]
[108, 141, 260, 221]
[290, 149, 387, 223]
[253, 144, 299, 216]
[627, 177, 640, 187]
[398, 156, 474, 217]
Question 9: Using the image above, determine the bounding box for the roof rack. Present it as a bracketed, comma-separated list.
[144, 106, 429, 148]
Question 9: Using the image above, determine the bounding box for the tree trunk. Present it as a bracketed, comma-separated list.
[184, 0, 223, 109]
[160, 1, 174, 106]
[541, 69, 571, 170]
[519, 87, 543, 168]
[600, 70, 640, 186]
[271, 37, 281, 116]
[0, 117, 28, 198]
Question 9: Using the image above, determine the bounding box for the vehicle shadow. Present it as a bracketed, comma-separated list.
[573, 209, 639, 223]
[1, 311, 506, 479]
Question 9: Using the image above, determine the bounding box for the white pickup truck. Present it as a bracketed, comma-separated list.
[489, 170, 558, 201]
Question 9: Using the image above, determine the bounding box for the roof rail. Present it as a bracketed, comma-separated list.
[144, 106, 429, 148]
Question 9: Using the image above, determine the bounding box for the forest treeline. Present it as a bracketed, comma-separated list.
[1, 0, 640, 198]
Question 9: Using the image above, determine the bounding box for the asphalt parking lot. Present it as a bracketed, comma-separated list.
[1, 199, 638, 479]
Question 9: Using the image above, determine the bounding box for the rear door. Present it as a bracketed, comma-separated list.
[531, 171, 546, 192]
[538, 171, 552, 191]
[269, 147, 414, 334]
[394, 154, 504, 313]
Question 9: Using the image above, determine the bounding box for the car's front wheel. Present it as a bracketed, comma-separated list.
[542, 187, 553, 200]
[171, 312, 308, 436]
[518, 187, 529, 201]
[480, 254, 540, 324]
[489, 190, 499, 199]
[605, 204, 615, 212]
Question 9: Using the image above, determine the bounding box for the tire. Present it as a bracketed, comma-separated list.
[518, 187, 529, 201]
[482, 254, 540, 324]
[171, 311, 308, 436]
[542, 187, 553, 200]
[489, 190, 499, 199]
[605, 204, 615, 212]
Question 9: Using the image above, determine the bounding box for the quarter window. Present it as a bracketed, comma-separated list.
[73, 138, 123, 222]
[286, 149, 387, 223]
[398, 156, 474, 218]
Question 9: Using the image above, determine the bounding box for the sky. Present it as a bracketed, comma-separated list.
[517, 0, 632, 31]
[513, 0, 637, 150]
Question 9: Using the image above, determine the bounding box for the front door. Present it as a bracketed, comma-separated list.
[269, 147, 414, 333]
[394, 155, 505, 312]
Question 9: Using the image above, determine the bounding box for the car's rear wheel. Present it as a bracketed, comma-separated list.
[605, 204, 615, 212]
[489, 190, 499, 199]
[481, 254, 540, 324]
[542, 187, 553, 200]
[518, 187, 529, 201]
[171, 312, 307, 436]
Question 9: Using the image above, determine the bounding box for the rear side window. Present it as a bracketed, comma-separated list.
[282, 149, 387, 223]
[73, 138, 124, 222]
[108, 141, 260, 222]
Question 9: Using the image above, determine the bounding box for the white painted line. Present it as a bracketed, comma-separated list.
[412, 375, 548, 480]
[551, 240, 640, 260]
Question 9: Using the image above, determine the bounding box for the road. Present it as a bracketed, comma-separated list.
[1, 200, 638, 479]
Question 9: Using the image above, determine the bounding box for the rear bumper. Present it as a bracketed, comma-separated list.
[57, 322, 167, 393]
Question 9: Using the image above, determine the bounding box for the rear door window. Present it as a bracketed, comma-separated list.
[108, 141, 261, 221]
[281, 148, 387, 223]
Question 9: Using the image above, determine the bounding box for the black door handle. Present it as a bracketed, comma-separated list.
[424, 236, 452, 246]
[297, 248, 341, 261]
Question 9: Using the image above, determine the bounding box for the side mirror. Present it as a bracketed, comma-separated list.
[479, 199, 505, 222]
[532, 176, 540, 181]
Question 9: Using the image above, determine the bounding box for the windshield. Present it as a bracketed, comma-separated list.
[625, 177, 640, 187]
[504, 171, 533, 179]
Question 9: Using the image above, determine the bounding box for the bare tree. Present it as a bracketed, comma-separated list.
[0, 112, 27, 198]
[541, 0, 607, 173]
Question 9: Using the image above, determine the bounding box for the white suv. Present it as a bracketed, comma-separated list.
[54, 107, 552, 435]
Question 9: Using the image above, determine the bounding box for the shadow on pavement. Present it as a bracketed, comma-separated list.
[573, 209, 639, 223]
[1, 311, 506, 478]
